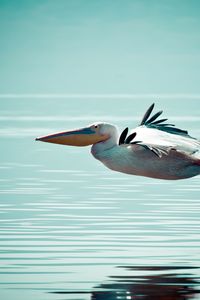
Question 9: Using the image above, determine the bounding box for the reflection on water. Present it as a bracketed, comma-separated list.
[51, 266, 200, 299]
[0, 97, 199, 300]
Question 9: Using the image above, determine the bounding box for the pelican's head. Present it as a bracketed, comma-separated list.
[35, 122, 117, 147]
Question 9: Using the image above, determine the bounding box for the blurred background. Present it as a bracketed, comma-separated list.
[0, 0, 200, 95]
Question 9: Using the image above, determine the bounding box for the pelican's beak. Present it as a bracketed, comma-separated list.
[35, 127, 109, 146]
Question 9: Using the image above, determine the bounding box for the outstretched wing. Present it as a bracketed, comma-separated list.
[119, 103, 199, 158]
[139, 103, 191, 137]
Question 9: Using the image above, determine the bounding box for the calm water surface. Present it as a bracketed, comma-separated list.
[0, 97, 200, 300]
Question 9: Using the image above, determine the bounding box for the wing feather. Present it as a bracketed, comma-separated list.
[118, 103, 199, 157]
[119, 127, 128, 145]
[146, 110, 163, 124]
[130, 142, 172, 157]
[139, 103, 192, 138]
[140, 103, 155, 125]
[125, 132, 137, 144]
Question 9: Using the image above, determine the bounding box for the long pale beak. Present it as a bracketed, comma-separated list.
[35, 127, 109, 146]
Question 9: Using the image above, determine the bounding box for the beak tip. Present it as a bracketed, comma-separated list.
[35, 137, 42, 141]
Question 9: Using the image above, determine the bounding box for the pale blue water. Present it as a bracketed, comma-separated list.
[0, 97, 200, 300]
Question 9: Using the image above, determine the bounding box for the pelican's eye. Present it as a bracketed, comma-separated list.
[94, 125, 99, 129]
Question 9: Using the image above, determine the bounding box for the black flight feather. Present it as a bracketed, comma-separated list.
[125, 132, 137, 144]
[156, 123, 175, 127]
[139, 103, 192, 138]
[140, 103, 155, 125]
[130, 140, 142, 145]
[151, 118, 168, 125]
[119, 127, 128, 145]
[160, 127, 188, 135]
[146, 110, 163, 124]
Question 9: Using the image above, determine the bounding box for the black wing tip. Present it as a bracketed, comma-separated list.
[149, 103, 155, 109]
[140, 103, 155, 125]
[119, 127, 129, 145]
[140, 103, 192, 138]
[125, 132, 137, 144]
[140, 103, 163, 126]
[119, 129, 138, 145]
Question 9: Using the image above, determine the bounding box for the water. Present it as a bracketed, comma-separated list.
[0, 96, 200, 300]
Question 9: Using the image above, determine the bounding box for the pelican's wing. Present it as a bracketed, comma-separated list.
[125, 128, 199, 158]
[118, 103, 200, 157]
[123, 131, 174, 158]
[119, 127, 174, 158]
[139, 103, 192, 138]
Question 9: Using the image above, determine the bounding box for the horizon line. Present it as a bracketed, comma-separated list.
[1, 93, 200, 99]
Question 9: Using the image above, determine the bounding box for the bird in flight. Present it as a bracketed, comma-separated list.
[36, 103, 200, 180]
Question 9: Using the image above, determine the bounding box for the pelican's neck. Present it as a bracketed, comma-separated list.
[91, 131, 118, 157]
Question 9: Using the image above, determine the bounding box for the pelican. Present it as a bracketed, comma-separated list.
[36, 104, 200, 180]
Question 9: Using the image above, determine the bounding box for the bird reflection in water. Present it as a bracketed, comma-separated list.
[51, 266, 200, 300]
[92, 266, 200, 300]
